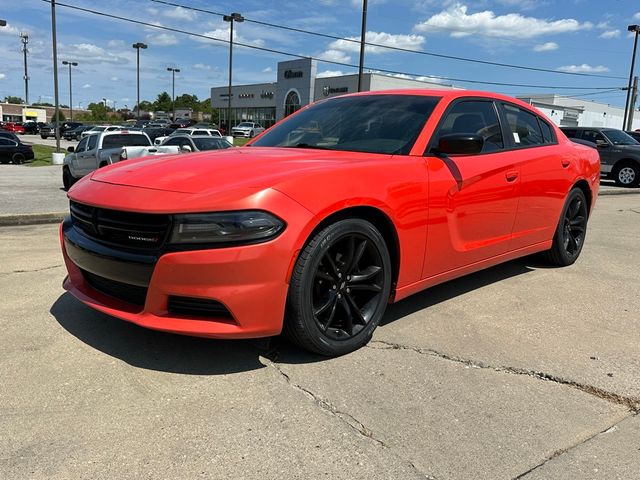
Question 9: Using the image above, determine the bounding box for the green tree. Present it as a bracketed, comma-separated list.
[174, 93, 199, 111]
[52, 109, 66, 122]
[32, 102, 54, 107]
[87, 102, 108, 121]
[4, 96, 25, 104]
[138, 100, 154, 113]
[153, 92, 172, 112]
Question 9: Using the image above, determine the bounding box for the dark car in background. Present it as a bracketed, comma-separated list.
[64, 125, 94, 141]
[40, 122, 83, 139]
[22, 121, 45, 134]
[169, 119, 195, 129]
[0, 137, 34, 164]
[560, 126, 640, 187]
[142, 126, 175, 143]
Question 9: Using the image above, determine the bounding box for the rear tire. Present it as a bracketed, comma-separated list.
[284, 218, 392, 356]
[544, 188, 588, 266]
[12, 153, 25, 164]
[612, 161, 640, 187]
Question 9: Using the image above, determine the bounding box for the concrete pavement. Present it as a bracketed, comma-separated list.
[0, 194, 639, 479]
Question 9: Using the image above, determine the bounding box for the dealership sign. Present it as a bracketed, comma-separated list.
[322, 86, 349, 97]
[284, 70, 303, 79]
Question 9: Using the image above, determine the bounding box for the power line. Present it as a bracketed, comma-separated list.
[148, 0, 626, 80]
[45, 1, 623, 90]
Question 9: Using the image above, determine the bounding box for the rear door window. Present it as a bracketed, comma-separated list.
[582, 130, 607, 144]
[502, 104, 544, 147]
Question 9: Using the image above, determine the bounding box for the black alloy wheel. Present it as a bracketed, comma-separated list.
[545, 188, 588, 266]
[285, 218, 392, 356]
[12, 153, 25, 164]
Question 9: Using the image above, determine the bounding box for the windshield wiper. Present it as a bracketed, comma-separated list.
[289, 143, 334, 150]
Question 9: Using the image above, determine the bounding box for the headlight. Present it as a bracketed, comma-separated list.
[169, 211, 285, 246]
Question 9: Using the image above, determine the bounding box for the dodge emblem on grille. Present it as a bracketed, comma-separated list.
[128, 235, 159, 243]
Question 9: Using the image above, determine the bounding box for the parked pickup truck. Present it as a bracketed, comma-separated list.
[62, 130, 178, 190]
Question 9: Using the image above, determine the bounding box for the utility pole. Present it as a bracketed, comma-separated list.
[20, 33, 29, 104]
[357, 0, 368, 92]
[627, 76, 639, 131]
[132, 42, 148, 120]
[623, 25, 640, 129]
[62, 60, 78, 121]
[167, 67, 180, 121]
[223, 12, 244, 132]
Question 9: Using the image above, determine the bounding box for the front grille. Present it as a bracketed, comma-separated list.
[70, 201, 170, 250]
[82, 269, 148, 307]
[167, 296, 234, 320]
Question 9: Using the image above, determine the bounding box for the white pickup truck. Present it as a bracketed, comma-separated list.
[62, 130, 179, 189]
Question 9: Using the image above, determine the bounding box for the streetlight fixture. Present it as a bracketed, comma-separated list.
[0, 19, 7, 27]
[62, 60, 78, 121]
[623, 24, 640, 130]
[167, 67, 180, 121]
[132, 42, 148, 120]
[223, 12, 244, 132]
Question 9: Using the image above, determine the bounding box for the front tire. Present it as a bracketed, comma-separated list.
[285, 218, 392, 356]
[544, 188, 588, 266]
[62, 167, 76, 190]
[612, 161, 640, 187]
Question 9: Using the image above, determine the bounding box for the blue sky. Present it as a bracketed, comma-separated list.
[1, 0, 639, 109]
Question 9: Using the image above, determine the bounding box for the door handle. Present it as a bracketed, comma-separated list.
[505, 171, 519, 182]
[561, 159, 571, 168]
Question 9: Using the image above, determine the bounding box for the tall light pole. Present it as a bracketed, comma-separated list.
[51, 0, 61, 152]
[623, 25, 640, 130]
[357, 0, 368, 92]
[20, 33, 29, 104]
[223, 12, 243, 132]
[167, 67, 180, 121]
[132, 42, 148, 120]
[62, 60, 78, 121]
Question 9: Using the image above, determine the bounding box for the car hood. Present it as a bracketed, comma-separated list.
[89, 147, 385, 194]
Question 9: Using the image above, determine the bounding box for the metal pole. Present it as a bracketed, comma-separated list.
[623, 29, 639, 129]
[228, 18, 233, 132]
[68, 63, 73, 121]
[51, 0, 60, 152]
[357, 0, 368, 92]
[21, 34, 29, 104]
[627, 76, 639, 131]
[136, 48, 140, 120]
[172, 70, 175, 121]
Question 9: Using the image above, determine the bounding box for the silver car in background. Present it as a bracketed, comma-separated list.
[231, 122, 265, 138]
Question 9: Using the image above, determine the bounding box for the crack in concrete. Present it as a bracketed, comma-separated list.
[368, 340, 640, 413]
[512, 412, 637, 479]
[0, 264, 63, 276]
[263, 357, 437, 480]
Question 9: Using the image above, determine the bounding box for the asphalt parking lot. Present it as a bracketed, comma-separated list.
[20, 133, 75, 150]
[1, 193, 639, 479]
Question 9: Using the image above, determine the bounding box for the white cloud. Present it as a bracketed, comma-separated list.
[317, 70, 345, 78]
[0, 73, 5, 80]
[415, 4, 591, 39]
[193, 63, 211, 70]
[416, 75, 448, 84]
[634, 12, 640, 20]
[146, 33, 179, 46]
[198, 27, 265, 48]
[533, 42, 558, 52]
[599, 30, 620, 39]
[318, 49, 352, 63]
[328, 31, 425, 54]
[262, 67, 273, 73]
[61, 43, 130, 65]
[110, 76, 119, 81]
[107, 39, 126, 49]
[164, 6, 197, 21]
[557, 64, 610, 73]
[82, 83, 91, 88]
[0, 23, 21, 36]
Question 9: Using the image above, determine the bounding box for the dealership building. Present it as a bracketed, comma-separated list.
[210, 58, 457, 129]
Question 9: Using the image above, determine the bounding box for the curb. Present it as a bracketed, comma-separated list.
[599, 188, 640, 196]
[0, 212, 67, 227]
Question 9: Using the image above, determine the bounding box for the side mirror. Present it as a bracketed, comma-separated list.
[435, 134, 484, 155]
[67, 146, 75, 153]
[180, 145, 192, 153]
[596, 139, 608, 148]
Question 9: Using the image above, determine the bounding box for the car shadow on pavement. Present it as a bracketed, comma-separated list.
[50, 293, 269, 376]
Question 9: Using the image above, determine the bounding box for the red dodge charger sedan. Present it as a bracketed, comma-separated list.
[60, 90, 599, 355]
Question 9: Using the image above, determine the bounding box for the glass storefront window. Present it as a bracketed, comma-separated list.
[284, 91, 301, 118]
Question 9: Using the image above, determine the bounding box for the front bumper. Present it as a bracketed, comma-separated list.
[232, 130, 251, 137]
[60, 196, 314, 339]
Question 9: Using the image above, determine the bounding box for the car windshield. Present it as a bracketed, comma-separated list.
[102, 134, 151, 148]
[237, 123, 253, 127]
[602, 129, 639, 146]
[173, 129, 191, 135]
[251, 94, 441, 155]
[91, 126, 107, 132]
[192, 137, 232, 150]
